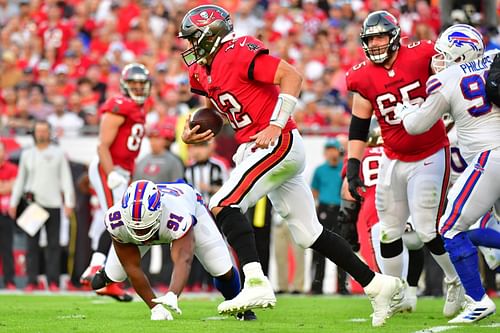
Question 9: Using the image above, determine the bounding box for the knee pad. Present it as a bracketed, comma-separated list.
[375, 184, 390, 213]
[288, 217, 323, 249]
[403, 231, 424, 250]
[443, 232, 477, 262]
[379, 223, 404, 244]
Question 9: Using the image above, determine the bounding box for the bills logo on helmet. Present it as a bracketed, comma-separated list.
[192, 9, 225, 27]
[448, 32, 480, 51]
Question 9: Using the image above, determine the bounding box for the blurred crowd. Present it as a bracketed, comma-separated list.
[1, 0, 499, 138]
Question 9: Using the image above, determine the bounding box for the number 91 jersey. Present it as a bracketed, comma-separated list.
[346, 41, 448, 162]
[99, 95, 146, 173]
[105, 182, 198, 245]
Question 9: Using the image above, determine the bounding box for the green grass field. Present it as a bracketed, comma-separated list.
[0, 294, 499, 333]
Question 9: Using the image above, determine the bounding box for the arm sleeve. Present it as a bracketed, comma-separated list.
[402, 92, 449, 135]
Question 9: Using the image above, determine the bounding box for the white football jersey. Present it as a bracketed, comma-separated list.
[105, 182, 202, 245]
[427, 49, 500, 162]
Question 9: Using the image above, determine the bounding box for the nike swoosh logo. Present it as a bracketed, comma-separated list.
[424, 161, 433, 166]
[181, 223, 187, 232]
[240, 38, 247, 47]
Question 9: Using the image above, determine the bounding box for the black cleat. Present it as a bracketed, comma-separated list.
[236, 310, 257, 321]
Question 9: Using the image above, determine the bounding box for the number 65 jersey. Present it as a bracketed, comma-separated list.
[346, 41, 448, 162]
[105, 182, 203, 245]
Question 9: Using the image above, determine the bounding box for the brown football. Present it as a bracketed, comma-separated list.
[189, 107, 224, 135]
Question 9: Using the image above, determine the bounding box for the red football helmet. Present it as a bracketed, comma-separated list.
[178, 5, 234, 66]
[120, 63, 151, 105]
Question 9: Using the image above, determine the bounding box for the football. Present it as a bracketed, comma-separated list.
[189, 107, 224, 135]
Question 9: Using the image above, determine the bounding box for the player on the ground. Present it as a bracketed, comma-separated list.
[91, 180, 255, 321]
[396, 24, 500, 323]
[82, 63, 151, 301]
[178, 5, 406, 327]
[345, 10, 463, 318]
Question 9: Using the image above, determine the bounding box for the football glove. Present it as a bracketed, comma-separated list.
[394, 102, 418, 121]
[346, 158, 365, 202]
[150, 304, 173, 321]
[152, 291, 182, 315]
[107, 170, 128, 190]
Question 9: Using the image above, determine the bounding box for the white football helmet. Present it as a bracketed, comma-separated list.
[432, 24, 484, 73]
[120, 180, 162, 242]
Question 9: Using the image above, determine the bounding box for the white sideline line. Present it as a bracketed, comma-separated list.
[413, 326, 458, 333]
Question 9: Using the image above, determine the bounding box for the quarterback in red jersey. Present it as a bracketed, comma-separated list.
[81, 63, 151, 300]
[345, 11, 462, 317]
[179, 5, 406, 327]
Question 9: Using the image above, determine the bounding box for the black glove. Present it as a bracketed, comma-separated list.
[346, 158, 365, 202]
[337, 199, 361, 252]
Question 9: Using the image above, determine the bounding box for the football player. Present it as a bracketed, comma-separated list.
[178, 5, 406, 327]
[82, 63, 151, 301]
[345, 10, 463, 318]
[338, 118, 425, 313]
[396, 24, 500, 323]
[91, 180, 255, 320]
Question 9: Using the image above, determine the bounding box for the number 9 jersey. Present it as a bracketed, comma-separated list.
[98, 95, 146, 174]
[346, 41, 448, 162]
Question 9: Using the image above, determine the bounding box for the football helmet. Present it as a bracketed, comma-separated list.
[120, 63, 151, 105]
[432, 24, 484, 73]
[178, 5, 234, 66]
[120, 180, 162, 242]
[367, 117, 383, 146]
[360, 11, 401, 64]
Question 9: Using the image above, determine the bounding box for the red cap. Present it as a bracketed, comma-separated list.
[148, 123, 175, 141]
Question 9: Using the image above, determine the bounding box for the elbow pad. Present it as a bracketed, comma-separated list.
[270, 93, 298, 128]
[348, 115, 371, 141]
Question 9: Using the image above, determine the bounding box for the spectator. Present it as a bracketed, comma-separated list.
[0, 141, 18, 290]
[47, 94, 84, 138]
[310, 137, 345, 294]
[0, 50, 22, 89]
[9, 120, 75, 291]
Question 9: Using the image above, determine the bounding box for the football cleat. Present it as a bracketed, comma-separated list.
[448, 294, 496, 323]
[96, 282, 133, 302]
[391, 285, 417, 314]
[235, 309, 257, 321]
[218, 277, 276, 315]
[80, 265, 103, 287]
[364, 273, 406, 327]
[443, 276, 465, 317]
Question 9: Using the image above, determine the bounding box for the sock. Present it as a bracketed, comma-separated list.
[97, 231, 112, 254]
[467, 228, 500, 248]
[380, 238, 404, 277]
[311, 228, 374, 287]
[214, 267, 241, 300]
[242, 262, 265, 279]
[443, 232, 485, 301]
[426, 235, 458, 280]
[216, 207, 260, 266]
[90, 252, 106, 267]
[407, 248, 424, 287]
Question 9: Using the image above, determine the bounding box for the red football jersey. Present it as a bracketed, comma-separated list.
[346, 41, 449, 162]
[98, 95, 146, 173]
[188, 36, 297, 144]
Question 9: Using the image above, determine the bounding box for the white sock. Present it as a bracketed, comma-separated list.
[242, 262, 265, 279]
[381, 251, 404, 277]
[364, 272, 383, 295]
[431, 252, 458, 281]
[89, 252, 107, 267]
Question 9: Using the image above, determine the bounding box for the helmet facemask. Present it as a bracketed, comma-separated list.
[121, 180, 162, 242]
[360, 11, 401, 64]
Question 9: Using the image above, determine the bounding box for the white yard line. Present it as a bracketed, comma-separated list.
[413, 326, 458, 333]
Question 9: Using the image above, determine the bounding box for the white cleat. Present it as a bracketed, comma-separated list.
[391, 285, 417, 314]
[448, 294, 496, 323]
[365, 273, 407, 327]
[443, 276, 465, 317]
[217, 276, 276, 315]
